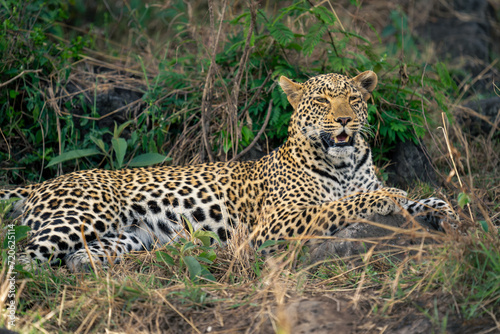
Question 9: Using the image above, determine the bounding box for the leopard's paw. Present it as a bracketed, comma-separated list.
[373, 188, 408, 214]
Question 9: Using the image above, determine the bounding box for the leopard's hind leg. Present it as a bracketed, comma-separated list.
[65, 230, 148, 272]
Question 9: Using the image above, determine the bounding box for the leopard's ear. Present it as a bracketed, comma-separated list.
[352, 71, 377, 101]
[280, 76, 303, 109]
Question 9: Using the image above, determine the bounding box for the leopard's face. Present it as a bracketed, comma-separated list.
[280, 71, 377, 157]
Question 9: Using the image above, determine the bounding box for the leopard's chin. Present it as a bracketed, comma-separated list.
[320, 130, 355, 151]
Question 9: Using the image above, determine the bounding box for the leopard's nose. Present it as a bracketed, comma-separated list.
[335, 117, 352, 126]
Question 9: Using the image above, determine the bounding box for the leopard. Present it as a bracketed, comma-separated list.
[0, 71, 455, 272]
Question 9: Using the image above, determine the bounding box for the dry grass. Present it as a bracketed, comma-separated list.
[2, 212, 498, 333]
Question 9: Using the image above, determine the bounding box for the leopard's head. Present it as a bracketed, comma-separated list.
[280, 71, 377, 157]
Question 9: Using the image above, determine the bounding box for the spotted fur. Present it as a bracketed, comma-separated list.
[0, 71, 455, 271]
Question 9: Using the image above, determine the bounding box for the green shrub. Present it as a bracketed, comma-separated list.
[0, 0, 458, 183]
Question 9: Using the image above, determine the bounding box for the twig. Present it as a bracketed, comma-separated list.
[238, 71, 273, 118]
[0, 128, 10, 160]
[227, 0, 257, 157]
[0, 69, 41, 88]
[200, 0, 228, 162]
[457, 105, 499, 130]
[230, 0, 257, 105]
[47, 86, 64, 174]
[231, 100, 273, 161]
[488, 105, 500, 141]
[456, 58, 498, 102]
[74, 305, 99, 334]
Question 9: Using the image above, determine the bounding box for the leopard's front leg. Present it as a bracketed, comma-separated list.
[254, 188, 407, 250]
[404, 197, 457, 230]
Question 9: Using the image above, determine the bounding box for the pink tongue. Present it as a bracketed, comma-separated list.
[336, 134, 348, 142]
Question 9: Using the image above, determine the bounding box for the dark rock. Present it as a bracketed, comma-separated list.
[416, 0, 498, 92]
[386, 141, 437, 189]
[64, 84, 144, 147]
[237, 144, 267, 161]
[308, 213, 435, 264]
[385, 313, 434, 334]
[459, 97, 500, 137]
[278, 298, 356, 334]
[70, 86, 144, 132]
[0, 328, 18, 334]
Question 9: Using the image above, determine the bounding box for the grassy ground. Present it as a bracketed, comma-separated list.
[1, 0, 499, 333]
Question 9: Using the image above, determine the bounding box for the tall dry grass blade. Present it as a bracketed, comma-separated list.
[438, 112, 474, 221]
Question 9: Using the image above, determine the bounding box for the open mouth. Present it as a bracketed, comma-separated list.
[320, 130, 354, 149]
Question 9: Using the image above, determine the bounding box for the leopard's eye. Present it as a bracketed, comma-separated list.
[348, 96, 358, 104]
[315, 97, 329, 104]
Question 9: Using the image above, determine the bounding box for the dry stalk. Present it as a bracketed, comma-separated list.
[0, 128, 10, 161]
[438, 113, 474, 221]
[80, 223, 98, 273]
[417, 64, 454, 182]
[201, 0, 228, 162]
[221, 221, 254, 283]
[0, 69, 41, 88]
[227, 0, 257, 157]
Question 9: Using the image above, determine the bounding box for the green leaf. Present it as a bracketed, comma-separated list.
[311, 6, 336, 26]
[223, 137, 232, 154]
[457, 192, 471, 209]
[200, 267, 216, 282]
[272, 88, 288, 109]
[241, 126, 255, 146]
[268, 22, 294, 46]
[181, 215, 195, 236]
[479, 220, 489, 233]
[46, 148, 101, 167]
[229, 12, 250, 25]
[196, 235, 211, 248]
[156, 251, 175, 266]
[193, 230, 222, 246]
[9, 90, 19, 99]
[183, 255, 202, 280]
[436, 62, 452, 87]
[112, 137, 127, 169]
[302, 23, 327, 56]
[196, 255, 214, 264]
[270, 105, 282, 126]
[273, 2, 308, 23]
[0, 197, 21, 216]
[165, 245, 180, 256]
[390, 122, 407, 132]
[14, 225, 30, 242]
[181, 241, 196, 254]
[257, 239, 285, 252]
[114, 120, 133, 138]
[286, 42, 303, 52]
[128, 153, 170, 167]
[90, 135, 107, 153]
[199, 249, 217, 262]
[3, 225, 31, 250]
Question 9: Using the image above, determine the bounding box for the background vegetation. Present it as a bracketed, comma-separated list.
[0, 0, 499, 333]
[0, 0, 461, 181]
